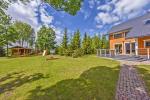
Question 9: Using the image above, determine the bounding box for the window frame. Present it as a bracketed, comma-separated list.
[145, 19, 150, 25]
[144, 40, 150, 48]
[113, 33, 123, 39]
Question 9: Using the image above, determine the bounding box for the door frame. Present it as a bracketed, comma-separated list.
[124, 42, 136, 55]
[114, 43, 123, 55]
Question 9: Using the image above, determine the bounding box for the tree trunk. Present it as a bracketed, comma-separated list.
[22, 39, 24, 47]
[6, 42, 8, 57]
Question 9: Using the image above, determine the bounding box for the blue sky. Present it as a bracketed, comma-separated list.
[7, 0, 150, 42]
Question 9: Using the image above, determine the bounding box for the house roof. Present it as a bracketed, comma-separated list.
[109, 12, 150, 38]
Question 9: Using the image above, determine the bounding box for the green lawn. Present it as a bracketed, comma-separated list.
[0, 55, 119, 100]
[137, 65, 150, 95]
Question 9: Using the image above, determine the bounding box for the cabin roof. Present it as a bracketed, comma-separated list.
[109, 12, 150, 38]
[10, 46, 32, 49]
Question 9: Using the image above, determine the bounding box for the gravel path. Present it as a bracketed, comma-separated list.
[116, 64, 149, 100]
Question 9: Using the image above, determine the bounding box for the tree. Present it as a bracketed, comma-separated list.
[92, 34, 101, 53]
[0, 46, 5, 57]
[1, 0, 83, 16]
[101, 35, 109, 49]
[0, 1, 11, 56]
[44, 0, 83, 15]
[28, 29, 35, 48]
[12, 21, 33, 47]
[71, 29, 81, 50]
[36, 26, 56, 51]
[61, 28, 68, 49]
[86, 36, 92, 54]
[82, 32, 88, 54]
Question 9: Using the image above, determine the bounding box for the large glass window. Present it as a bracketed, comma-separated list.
[114, 33, 123, 39]
[145, 41, 150, 47]
[145, 19, 150, 25]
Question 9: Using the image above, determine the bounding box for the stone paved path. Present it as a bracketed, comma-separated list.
[116, 64, 150, 100]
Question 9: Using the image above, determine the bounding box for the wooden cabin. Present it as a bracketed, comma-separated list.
[10, 46, 32, 56]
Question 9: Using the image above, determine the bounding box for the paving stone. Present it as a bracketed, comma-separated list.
[115, 64, 150, 100]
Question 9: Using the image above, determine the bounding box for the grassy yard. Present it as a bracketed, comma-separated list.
[137, 65, 150, 95]
[0, 55, 119, 100]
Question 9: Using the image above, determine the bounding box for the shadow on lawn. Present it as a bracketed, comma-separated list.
[28, 66, 119, 100]
[137, 67, 150, 95]
[0, 72, 48, 94]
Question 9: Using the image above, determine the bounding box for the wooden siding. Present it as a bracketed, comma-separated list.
[109, 32, 136, 54]
[138, 36, 150, 48]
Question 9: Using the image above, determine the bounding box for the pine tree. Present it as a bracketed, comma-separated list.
[101, 35, 109, 49]
[82, 32, 88, 54]
[61, 28, 68, 49]
[75, 29, 81, 49]
[86, 36, 92, 54]
[92, 34, 101, 53]
[71, 29, 81, 50]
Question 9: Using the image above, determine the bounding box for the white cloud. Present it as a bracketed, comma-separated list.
[7, 1, 39, 29]
[97, 4, 112, 12]
[88, 0, 101, 9]
[96, 25, 103, 29]
[95, 0, 150, 29]
[95, 12, 119, 24]
[50, 25, 63, 44]
[7, 0, 54, 32]
[88, 0, 95, 9]
[40, 7, 54, 26]
[113, 0, 149, 17]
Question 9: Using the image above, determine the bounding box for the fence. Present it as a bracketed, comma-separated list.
[97, 48, 150, 59]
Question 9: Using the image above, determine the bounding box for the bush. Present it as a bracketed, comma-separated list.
[64, 48, 73, 56]
[58, 47, 64, 56]
[0, 47, 5, 57]
[72, 48, 84, 58]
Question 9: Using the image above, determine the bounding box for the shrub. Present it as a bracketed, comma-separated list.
[64, 48, 73, 56]
[72, 48, 84, 58]
[0, 47, 5, 57]
[58, 47, 64, 56]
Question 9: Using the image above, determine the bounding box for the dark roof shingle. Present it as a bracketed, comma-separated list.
[109, 13, 150, 38]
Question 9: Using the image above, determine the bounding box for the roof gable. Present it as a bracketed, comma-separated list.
[109, 13, 150, 38]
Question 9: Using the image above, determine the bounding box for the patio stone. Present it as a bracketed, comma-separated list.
[116, 64, 149, 100]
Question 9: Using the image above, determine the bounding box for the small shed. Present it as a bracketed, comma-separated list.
[10, 46, 32, 56]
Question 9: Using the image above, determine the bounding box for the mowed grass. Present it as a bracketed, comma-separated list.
[137, 65, 150, 95]
[0, 55, 119, 100]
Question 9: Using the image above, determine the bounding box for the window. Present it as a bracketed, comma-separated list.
[145, 41, 150, 47]
[145, 19, 150, 25]
[114, 33, 122, 39]
[124, 31, 129, 37]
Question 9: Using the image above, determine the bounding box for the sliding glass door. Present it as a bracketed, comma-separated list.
[115, 44, 122, 54]
[125, 43, 135, 55]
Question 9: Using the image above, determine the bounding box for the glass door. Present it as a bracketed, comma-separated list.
[125, 43, 135, 55]
[131, 43, 135, 54]
[115, 44, 122, 54]
[125, 43, 130, 54]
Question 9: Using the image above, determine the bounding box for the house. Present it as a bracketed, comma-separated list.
[10, 46, 32, 56]
[109, 13, 150, 58]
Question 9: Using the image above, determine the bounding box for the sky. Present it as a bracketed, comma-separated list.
[7, 0, 150, 43]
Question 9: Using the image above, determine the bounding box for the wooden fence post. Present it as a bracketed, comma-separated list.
[114, 49, 116, 56]
[148, 48, 150, 59]
[97, 49, 99, 56]
[135, 49, 138, 56]
[105, 49, 106, 57]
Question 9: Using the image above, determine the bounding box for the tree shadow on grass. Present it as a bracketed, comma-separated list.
[0, 71, 24, 83]
[0, 72, 49, 94]
[27, 66, 119, 100]
[137, 67, 150, 95]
